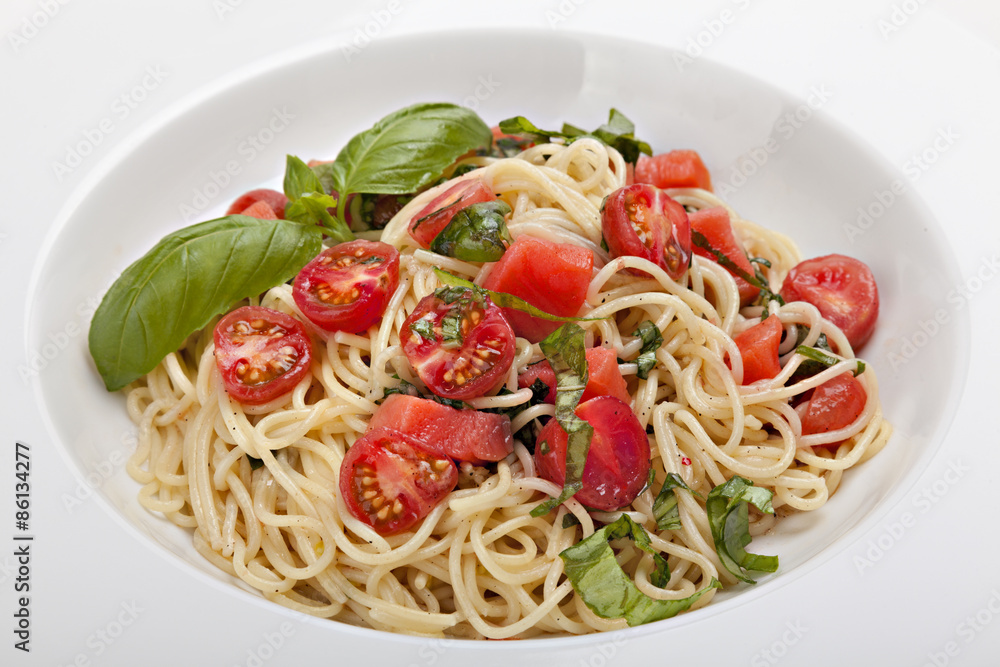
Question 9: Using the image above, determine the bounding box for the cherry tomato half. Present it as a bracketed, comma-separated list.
[213, 306, 312, 405]
[534, 396, 650, 512]
[779, 254, 879, 350]
[408, 178, 495, 248]
[402, 288, 515, 401]
[340, 427, 458, 535]
[601, 184, 692, 281]
[292, 240, 400, 334]
[801, 373, 867, 440]
[732, 314, 784, 385]
[226, 188, 289, 219]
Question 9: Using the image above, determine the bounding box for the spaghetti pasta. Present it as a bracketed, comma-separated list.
[122, 134, 890, 638]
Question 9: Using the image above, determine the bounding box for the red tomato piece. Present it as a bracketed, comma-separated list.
[482, 235, 594, 343]
[534, 396, 650, 511]
[226, 188, 289, 219]
[340, 427, 458, 535]
[634, 150, 713, 191]
[293, 240, 399, 334]
[732, 314, 783, 384]
[517, 347, 629, 405]
[213, 306, 312, 405]
[369, 394, 513, 463]
[408, 179, 495, 248]
[779, 254, 880, 350]
[801, 373, 867, 439]
[690, 207, 760, 305]
[239, 200, 278, 220]
[602, 184, 692, 281]
[402, 288, 515, 400]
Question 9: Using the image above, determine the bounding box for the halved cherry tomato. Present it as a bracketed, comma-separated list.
[227, 188, 289, 219]
[602, 184, 691, 281]
[292, 240, 399, 334]
[690, 206, 760, 305]
[517, 347, 630, 405]
[402, 288, 515, 400]
[340, 427, 458, 535]
[800, 373, 867, 439]
[240, 200, 278, 220]
[369, 394, 513, 463]
[779, 254, 879, 350]
[534, 396, 650, 511]
[732, 314, 783, 384]
[482, 235, 594, 343]
[213, 306, 312, 405]
[635, 150, 713, 191]
[408, 179, 495, 248]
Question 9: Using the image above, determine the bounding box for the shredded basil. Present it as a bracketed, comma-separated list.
[652, 473, 701, 531]
[706, 476, 778, 584]
[632, 320, 664, 380]
[499, 109, 652, 165]
[408, 317, 435, 342]
[430, 200, 513, 262]
[246, 455, 265, 470]
[787, 329, 865, 383]
[560, 515, 721, 625]
[690, 231, 784, 306]
[530, 323, 592, 517]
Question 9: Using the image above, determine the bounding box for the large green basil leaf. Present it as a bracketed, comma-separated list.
[318, 103, 492, 198]
[88, 215, 323, 391]
[560, 515, 721, 626]
[706, 476, 778, 584]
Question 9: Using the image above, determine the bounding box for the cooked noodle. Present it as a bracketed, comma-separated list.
[124, 137, 891, 638]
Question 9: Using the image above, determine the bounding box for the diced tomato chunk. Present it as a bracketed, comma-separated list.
[635, 150, 713, 191]
[368, 394, 513, 464]
[801, 373, 867, 439]
[517, 347, 630, 405]
[690, 207, 760, 305]
[226, 188, 289, 219]
[732, 314, 783, 384]
[239, 200, 278, 220]
[409, 179, 495, 248]
[482, 235, 593, 343]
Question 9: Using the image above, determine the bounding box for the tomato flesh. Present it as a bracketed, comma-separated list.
[482, 235, 594, 343]
[213, 306, 312, 405]
[402, 288, 515, 400]
[240, 200, 278, 220]
[689, 206, 760, 305]
[732, 314, 783, 384]
[801, 373, 867, 440]
[369, 394, 513, 463]
[227, 188, 289, 219]
[602, 184, 691, 281]
[517, 347, 630, 405]
[408, 179, 495, 248]
[779, 254, 879, 350]
[340, 427, 458, 535]
[534, 396, 650, 511]
[635, 150, 713, 191]
[293, 240, 399, 334]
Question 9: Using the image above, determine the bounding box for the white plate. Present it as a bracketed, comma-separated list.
[13, 12, 998, 667]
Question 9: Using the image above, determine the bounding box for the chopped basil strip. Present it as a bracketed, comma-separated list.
[632, 320, 664, 380]
[690, 231, 784, 306]
[795, 345, 866, 377]
[246, 455, 265, 470]
[439, 312, 463, 349]
[499, 109, 651, 165]
[652, 473, 701, 531]
[430, 200, 513, 262]
[530, 324, 592, 517]
[88, 215, 323, 391]
[706, 476, 778, 584]
[433, 268, 602, 324]
[562, 513, 581, 529]
[560, 515, 721, 625]
[408, 317, 435, 342]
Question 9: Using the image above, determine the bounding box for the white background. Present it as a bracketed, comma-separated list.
[3, 1, 1000, 665]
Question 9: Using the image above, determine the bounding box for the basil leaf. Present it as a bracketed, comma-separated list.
[89, 215, 323, 391]
[706, 476, 777, 584]
[282, 155, 354, 243]
[433, 268, 602, 324]
[246, 455, 265, 470]
[652, 473, 701, 531]
[321, 103, 492, 198]
[283, 154, 327, 200]
[690, 231, 784, 306]
[408, 317, 435, 342]
[560, 515, 721, 626]
[530, 323, 591, 517]
[430, 200, 513, 262]
[795, 345, 866, 378]
[632, 320, 664, 380]
[499, 109, 651, 165]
